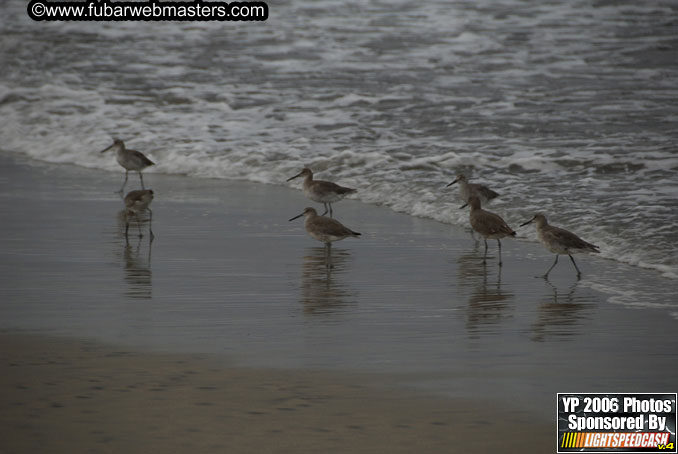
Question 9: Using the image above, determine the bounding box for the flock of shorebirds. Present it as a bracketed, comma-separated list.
[102, 138, 600, 279]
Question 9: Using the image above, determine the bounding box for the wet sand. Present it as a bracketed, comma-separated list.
[1, 152, 676, 453]
[0, 333, 551, 453]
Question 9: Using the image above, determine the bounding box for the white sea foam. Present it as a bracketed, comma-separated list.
[582, 279, 678, 313]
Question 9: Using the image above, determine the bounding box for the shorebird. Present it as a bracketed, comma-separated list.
[520, 213, 599, 279]
[124, 189, 154, 240]
[289, 207, 360, 267]
[100, 139, 155, 193]
[447, 174, 499, 209]
[468, 196, 515, 265]
[287, 168, 356, 217]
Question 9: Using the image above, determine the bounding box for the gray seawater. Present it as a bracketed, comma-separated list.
[1, 0, 677, 279]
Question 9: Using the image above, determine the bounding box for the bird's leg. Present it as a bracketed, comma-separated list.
[497, 239, 502, 266]
[147, 208, 154, 241]
[118, 171, 129, 194]
[136, 213, 143, 238]
[125, 212, 130, 239]
[496, 262, 502, 285]
[568, 254, 582, 279]
[325, 242, 334, 269]
[482, 239, 488, 264]
[329, 204, 334, 218]
[321, 203, 329, 216]
[539, 255, 559, 279]
[139, 171, 145, 190]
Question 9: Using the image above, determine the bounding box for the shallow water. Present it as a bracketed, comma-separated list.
[1, 0, 677, 284]
[1, 156, 677, 418]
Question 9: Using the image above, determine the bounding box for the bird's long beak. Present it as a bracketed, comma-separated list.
[520, 216, 535, 227]
[289, 212, 304, 222]
[286, 172, 303, 182]
[446, 178, 459, 187]
[100, 143, 114, 153]
[459, 203, 468, 209]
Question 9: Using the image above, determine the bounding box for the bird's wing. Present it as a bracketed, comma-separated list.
[317, 180, 356, 195]
[130, 149, 155, 166]
[311, 218, 359, 237]
[475, 184, 499, 200]
[481, 211, 515, 235]
[544, 226, 599, 252]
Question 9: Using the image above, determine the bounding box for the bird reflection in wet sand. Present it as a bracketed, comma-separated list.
[531, 280, 593, 342]
[123, 235, 153, 299]
[457, 245, 513, 337]
[299, 247, 355, 316]
[123, 189, 154, 242]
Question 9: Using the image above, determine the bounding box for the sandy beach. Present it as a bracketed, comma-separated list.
[1, 153, 677, 453]
[0, 333, 552, 454]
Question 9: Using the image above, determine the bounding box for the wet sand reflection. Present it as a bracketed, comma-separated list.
[530, 280, 594, 342]
[299, 247, 356, 316]
[457, 245, 513, 337]
[115, 210, 153, 299]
